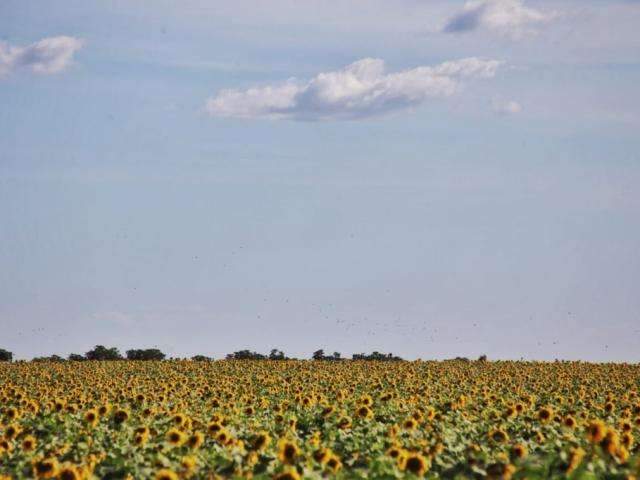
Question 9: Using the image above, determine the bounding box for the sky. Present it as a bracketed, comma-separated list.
[1, 0, 639, 361]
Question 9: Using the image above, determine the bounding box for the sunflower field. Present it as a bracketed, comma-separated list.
[1, 360, 639, 479]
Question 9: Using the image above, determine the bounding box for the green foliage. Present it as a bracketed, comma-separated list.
[125, 348, 166, 361]
[0, 347, 12, 361]
[85, 345, 123, 361]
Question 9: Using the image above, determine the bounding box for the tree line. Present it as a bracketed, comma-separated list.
[0, 346, 416, 362]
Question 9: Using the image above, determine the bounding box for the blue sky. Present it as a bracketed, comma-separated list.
[1, 0, 639, 360]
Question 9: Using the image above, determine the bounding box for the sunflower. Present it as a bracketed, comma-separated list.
[321, 405, 335, 417]
[215, 428, 233, 445]
[3, 423, 20, 440]
[386, 445, 403, 460]
[57, 463, 82, 480]
[5, 407, 19, 421]
[181, 455, 197, 472]
[252, 431, 271, 451]
[21, 435, 37, 452]
[187, 432, 204, 449]
[600, 429, 620, 456]
[489, 428, 509, 444]
[565, 447, 585, 474]
[97, 404, 111, 416]
[586, 420, 607, 443]
[133, 432, 148, 446]
[400, 452, 430, 476]
[32, 457, 59, 479]
[207, 422, 222, 435]
[273, 469, 301, 480]
[355, 405, 373, 419]
[113, 409, 129, 424]
[486, 462, 516, 480]
[538, 407, 553, 423]
[403, 418, 418, 430]
[155, 469, 179, 480]
[172, 413, 187, 427]
[277, 438, 299, 465]
[84, 409, 99, 427]
[166, 428, 187, 446]
[503, 406, 516, 419]
[313, 447, 331, 465]
[604, 401, 615, 414]
[511, 443, 528, 460]
[336, 416, 351, 429]
[325, 454, 342, 473]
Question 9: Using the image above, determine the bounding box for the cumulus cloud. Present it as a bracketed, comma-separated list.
[206, 57, 503, 121]
[443, 0, 556, 38]
[0, 36, 84, 77]
[492, 98, 522, 115]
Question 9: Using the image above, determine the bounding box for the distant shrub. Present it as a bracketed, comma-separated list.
[191, 355, 213, 362]
[126, 349, 166, 361]
[226, 350, 266, 360]
[312, 349, 343, 361]
[269, 349, 288, 360]
[85, 345, 123, 361]
[352, 351, 403, 361]
[0, 348, 13, 362]
[32, 354, 65, 362]
[453, 356, 470, 362]
[68, 353, 86, 361]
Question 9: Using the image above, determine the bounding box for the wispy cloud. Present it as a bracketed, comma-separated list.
[0, 36, 84, 77]
[492, 98, 522, 115]
[206, 57, 503, 121]
[443, 0, 556, 38]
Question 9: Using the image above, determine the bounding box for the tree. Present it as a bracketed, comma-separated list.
[312, 349, 325, 361]
[191, 355, 212, 362]
[0, 348, 13, 362]
[226, 350, 266, 360]
[126, 348, 166, 361]
[269, 349, 287, 360]
[68, 353, 86, 361]
[352, 351, 403, 361]
[85, 345, 123, 361]
[32, 354, 65, 362]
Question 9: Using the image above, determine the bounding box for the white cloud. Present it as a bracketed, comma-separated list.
[443, 0, 556, 38]
[206, 57, 503, 121]
[492, 98, 522, 115]
[0, 36, 84, 77]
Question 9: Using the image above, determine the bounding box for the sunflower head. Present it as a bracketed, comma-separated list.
[113, 409, 129, 424]
[277, 438, 299, 465]
[586, 420, 607, 443]
[155, 469, 179, 480]
[273, 469, 300, 480]
[489, 428, 509, 444]
[511, 443, 528, 460]
[57, 463, 81, 480]
[538, 407, 553, 423]
[486, 462, 516, 480]
[165, 428, 186, 446]
[400, 452, 430, 476]
[21, 435, 37, 452]
[32, 457, 59, 479]
[187, 432, 204, 449]
[252, 431, 271, 451]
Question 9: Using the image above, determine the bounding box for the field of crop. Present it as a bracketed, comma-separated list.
[1, 360, 639, 479]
